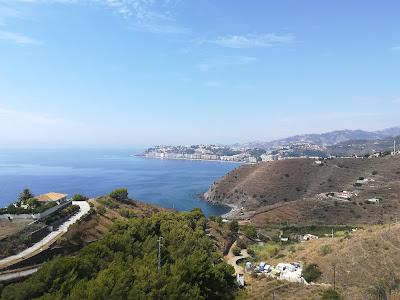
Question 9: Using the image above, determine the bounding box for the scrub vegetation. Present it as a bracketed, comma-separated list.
[1, 209, 237, 300]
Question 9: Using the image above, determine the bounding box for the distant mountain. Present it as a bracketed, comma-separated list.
[241, 127, 400, 150]
[328, 135, 400, 156]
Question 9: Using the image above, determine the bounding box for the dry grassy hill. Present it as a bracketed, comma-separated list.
[242, 224, 400, 299]
[204, 156, 400, 225]
[284, 224, 400, 299]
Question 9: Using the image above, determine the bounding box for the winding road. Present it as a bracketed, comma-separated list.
[225, 241, 250, 275]
[0, 201, 90, 270]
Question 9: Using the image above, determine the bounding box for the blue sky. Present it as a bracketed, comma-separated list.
[0, 0, 399, 148]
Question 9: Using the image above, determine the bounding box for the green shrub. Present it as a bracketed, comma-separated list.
[232, 246, 241, 256]
[229, 220, 239, 233]
[250, 242, 280, 261]
[302, 263, 321, 283]
[119, 208, 136, 218]
[72, 194, 88, 201]
[97, 205, 106, 215]
[241, 224, 257, 239]
[108, 188, 128, 201]
[236, 239, 247, 249]
[322, 288, 341, 300]
[319, 244, 332, 256]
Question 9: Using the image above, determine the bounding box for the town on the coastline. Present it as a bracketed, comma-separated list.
[139, 143, 327, 163]
[138, 142, 398, 163]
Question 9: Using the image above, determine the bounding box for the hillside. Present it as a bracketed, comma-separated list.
[1, 209, 237, 300]
[204, 156, 400, 225]
[241, 127, 400, 150]
[285, 224, 400, 299]
[240, 224, 400, 299]
[328, 135, 400, 156]
[58, 196, 167, 248]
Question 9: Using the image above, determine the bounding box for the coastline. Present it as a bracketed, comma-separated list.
[220, 203, 239, 219]
[135, 154, 246, 164]
[201, 194, 239, 219]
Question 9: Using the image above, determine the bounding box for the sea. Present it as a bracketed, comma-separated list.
[0, 149, 239, 216]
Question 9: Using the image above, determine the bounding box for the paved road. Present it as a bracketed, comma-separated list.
[0, 266, 39, 282]
[0, 201, 90, 269]
[225, 241, 250, 275]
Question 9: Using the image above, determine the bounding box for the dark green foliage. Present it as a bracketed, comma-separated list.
[97, 197, 120, 209]
[118, 208, 136, 218]
[236, 239, 247, 249]
[302, 263, 322, 283]
[216, 216, 223, 226]
[72, 194, 89, 201]
[108, 188, 128, 202]
[97, 205, 106, 215]
[241, 224, 257, 239]
[1, 210, 236, 300]
[232, 246, 241, 256]
[322, 288, 341, 300]
[229, 220, 239, 233]
[18, 188, 34, 203]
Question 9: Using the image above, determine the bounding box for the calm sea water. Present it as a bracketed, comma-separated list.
[0, 149, 239, 216]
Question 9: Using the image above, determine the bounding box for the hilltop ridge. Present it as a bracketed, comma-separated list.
[238, 127, 400, 150]
[204, 156, 400, 225]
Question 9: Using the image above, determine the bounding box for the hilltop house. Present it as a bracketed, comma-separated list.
[36, 192, 68, 205]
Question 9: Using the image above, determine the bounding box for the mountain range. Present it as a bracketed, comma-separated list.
[240, 127, 400, 150]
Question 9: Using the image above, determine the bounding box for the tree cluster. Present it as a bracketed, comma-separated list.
[1, 209, 236, 300]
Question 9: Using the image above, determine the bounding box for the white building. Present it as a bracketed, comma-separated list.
[248, 157, 257, 163]
[261, 154, 278, 162]
[302, 234, 318, 241]
[366, 198, 380, 204]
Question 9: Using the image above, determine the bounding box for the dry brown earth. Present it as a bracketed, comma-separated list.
[205, 156, 400, 225]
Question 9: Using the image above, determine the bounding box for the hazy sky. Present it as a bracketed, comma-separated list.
[0, 0, 399, 148]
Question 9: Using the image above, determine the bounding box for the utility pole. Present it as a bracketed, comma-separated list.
[157, 236, 163, 272]
[272, 290, 275, 300]
[394, 140, 397, 155]
[333, 263, 336, 290]
[331, 228, 334, 238]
